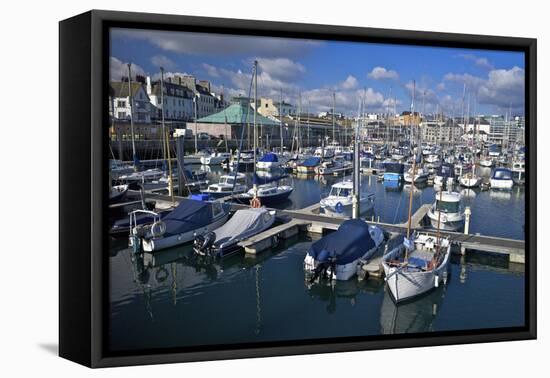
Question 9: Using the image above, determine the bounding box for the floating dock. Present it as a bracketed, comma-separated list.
[126, 191, 525, 264]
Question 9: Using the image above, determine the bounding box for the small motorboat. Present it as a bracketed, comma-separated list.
[296, 157, 321, 174]
[193, 207, 276, 257]
[490, 168, 514, 190]
[459, 172, 482, 188]
[201, 173, 248, 198]
[236, 184, 293, 206]
[404, 166, 429, 183]
[200, 152, 232, 165]
[130, 199, 231, 253]
[427, 191, 464, 231]
[256, 152, 281, 170]
[303, 219, 385, 281]
[320, 180, 375, 218]
[382, 233, 451, 303]
[382, 161, 404, 181]
[110, 184, 128, 203]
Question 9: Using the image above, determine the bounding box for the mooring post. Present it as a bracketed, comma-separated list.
[461, 206, 472, 255]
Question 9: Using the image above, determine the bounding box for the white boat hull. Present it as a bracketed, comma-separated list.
[459, 175, 481, 188]
[490, 179, 514, 189]
[142, 214, 229, 252]
[383, 246, 450, 303]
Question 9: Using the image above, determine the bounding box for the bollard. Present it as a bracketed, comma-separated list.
[464, 206, 471, 235]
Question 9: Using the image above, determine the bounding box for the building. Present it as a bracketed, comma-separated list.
[457, 117, 491, 135]
[159, 74, 217, 119]
[486, 116, 521, 147]
[146, 76, 194, 124]
[256, 97, 296, 117]
[420, 120, 463, 144]
[397, 111, 422, 127]
[191, 101, 280, 142]
[109, 81, 151, 123]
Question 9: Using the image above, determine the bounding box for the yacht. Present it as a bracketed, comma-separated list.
[490, 168, 514, 190]
[427, 191, 464, 231]
[201, 173, 248, 198]
[320, 180, 375, 218]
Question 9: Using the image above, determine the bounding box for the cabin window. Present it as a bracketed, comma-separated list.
[436, 200, 459, 213]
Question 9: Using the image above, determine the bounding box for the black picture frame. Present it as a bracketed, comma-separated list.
[59, 9, 537, 368]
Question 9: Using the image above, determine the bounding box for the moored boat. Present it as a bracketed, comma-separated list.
[304, 219, 385, 281]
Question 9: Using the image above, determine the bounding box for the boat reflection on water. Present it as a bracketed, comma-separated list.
[489, 189, 512, 201]
[403, 182, 426, 196]
[383, 180, 404, 192]
[305, 279, 383, 314]
[380, 285, 447, 334]
[460, 188, 478, 200]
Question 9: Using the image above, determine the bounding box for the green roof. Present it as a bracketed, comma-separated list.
[197, 103, 279, 126]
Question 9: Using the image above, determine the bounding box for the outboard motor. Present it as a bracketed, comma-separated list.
[194, 231, 216, 255]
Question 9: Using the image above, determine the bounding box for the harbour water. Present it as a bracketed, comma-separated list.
[108, 165, 525, 352]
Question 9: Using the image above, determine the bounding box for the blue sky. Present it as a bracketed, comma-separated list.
[110, 28, 525, 116]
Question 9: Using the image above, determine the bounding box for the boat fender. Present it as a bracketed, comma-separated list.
[251, 197, 262, 209]
[151, 221, 166, 238]
[335, 202, 344, 213]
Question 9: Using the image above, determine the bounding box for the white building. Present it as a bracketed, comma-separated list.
[256, 98, 296, 117]
[146, 77, 194, 122]
[109, 81, 151, 123]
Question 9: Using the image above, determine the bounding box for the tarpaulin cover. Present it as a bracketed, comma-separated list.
[383, 162, 405, 174]
[162, 199, 216, 236]
[212, 208, 273, 249]
[308, 219, 375, 265]
[259, 153, 278, 162]
[438, 163, 455, 177]
[300, 157, 321, 167]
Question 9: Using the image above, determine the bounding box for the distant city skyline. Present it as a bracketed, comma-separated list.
[110, 28, 525, 116]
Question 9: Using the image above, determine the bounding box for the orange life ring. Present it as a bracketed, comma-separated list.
[250, 197, 261, 208]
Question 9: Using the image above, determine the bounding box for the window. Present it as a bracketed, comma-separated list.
[117, 100, 126, 107]
[118, 111, 126, 118]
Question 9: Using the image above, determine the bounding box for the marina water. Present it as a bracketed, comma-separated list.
[109, 165, 525, 352]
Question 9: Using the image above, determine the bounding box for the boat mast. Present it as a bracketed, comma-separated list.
[332, 91, 336, 144]
[253, 60, 258, 196]
[352, 94, 362, 219]
[193, 96, 198, 154]
[127, 63, 137, 169]
[405, 81, 417, 257]
[280, 88, 284, 153]
[160, 67, 166, 168]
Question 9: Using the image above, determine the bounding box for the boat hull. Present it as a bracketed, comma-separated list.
[142, 213, 229, 252]
[383, 246, 450, 303]
[490, 179, 514, 189]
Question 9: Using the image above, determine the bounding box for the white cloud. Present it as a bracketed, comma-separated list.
[112, 28, 321, 58]
[339, 75, 359, 90]
[256, 57, 306, 81]
[150, 55, 176, 70]
[458, 54, 494, 70]
[109, 57, 145, 81]
[444, 67, 524, 110]
[367, 66, 399, 80]
[203, 63, 220, 78]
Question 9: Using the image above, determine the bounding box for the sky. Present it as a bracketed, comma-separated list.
[110, 28, 525, 116]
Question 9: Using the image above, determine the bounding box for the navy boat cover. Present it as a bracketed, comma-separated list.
[300, 157, 321, 167]
[383, 162, 405, 174]
[308, 219, 375, 265]
[162, 199, 216, 236]
[259, 153, 278, 162]
[492, 168, 513, 180]
[438, 163, 455, 177]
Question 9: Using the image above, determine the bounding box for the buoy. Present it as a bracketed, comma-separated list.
[251, 197, 261, 208]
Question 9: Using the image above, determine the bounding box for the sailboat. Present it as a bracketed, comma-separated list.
[381, 81, 451, 303]
[459, 94, 482, 188]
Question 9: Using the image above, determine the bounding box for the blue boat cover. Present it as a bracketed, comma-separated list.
[383, 162, 404, 174]
[259, 153, 278, 163]
[300, 157, 321, 167]
[492, 168, 513, 180]
[162, 199, 217, 236]
[308, 219, 375, 265]
[438, 163, 455, 177]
